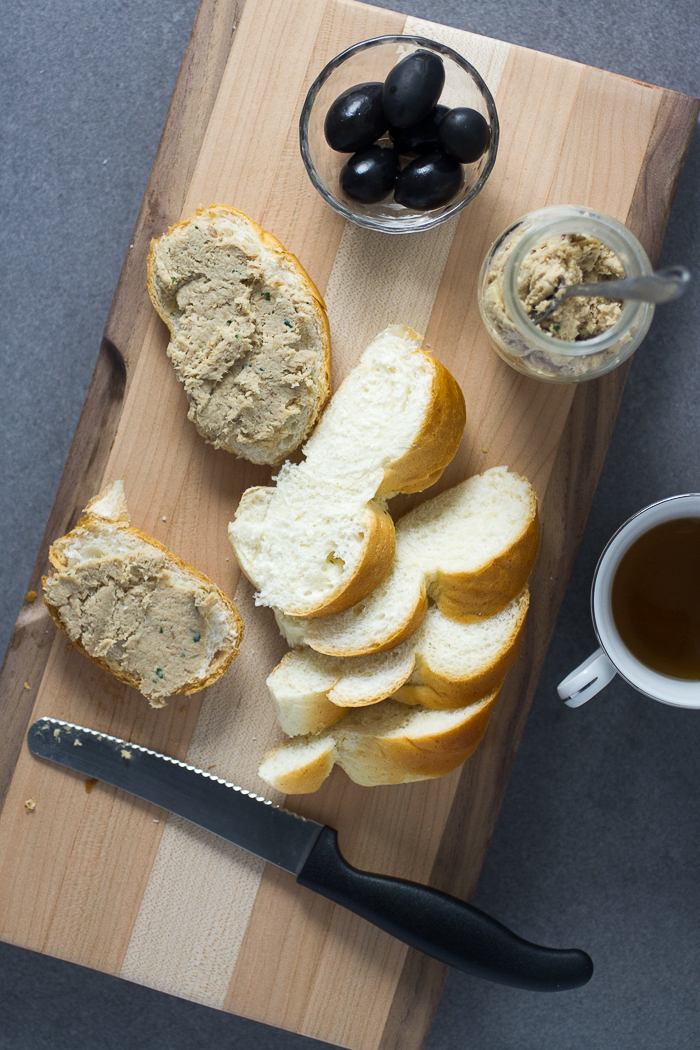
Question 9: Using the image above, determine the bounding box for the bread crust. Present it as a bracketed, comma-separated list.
[267, 591, 528, 719]
[301, 501, 396, 619]
[394, 601, 527, 709]
[264, 741, 336, 795]
[259, 690, 500, 793]
[147, 204, 331, 465]
[308, 582, 428, 657]
[300, 469, 539, 657]
[360, 690, 499, 783]
[434, 506, 540, 623]
[43, 493, 244, 705]
[378, 356, 466, 496]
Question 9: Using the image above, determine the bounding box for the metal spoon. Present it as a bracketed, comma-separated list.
[533, 265, 692, 325]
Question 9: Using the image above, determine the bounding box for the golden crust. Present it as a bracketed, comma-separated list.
[394, 598, 528, 709]
[315, 583, 428, 657]
[146, 204, 332, 465]
[434, 504, 540, 623]
[261, 741, 336, 796]
[368, 689, 499, 781]
[300, 501, 396, 619]
[259, 690, 501, 793]
[378, 354, 467, 496]
[43, 507, 244, 706]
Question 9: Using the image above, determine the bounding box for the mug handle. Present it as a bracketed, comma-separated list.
[557, 648, 617, 707]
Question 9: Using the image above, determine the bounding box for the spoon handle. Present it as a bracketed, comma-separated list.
[564, 265, 692, 304]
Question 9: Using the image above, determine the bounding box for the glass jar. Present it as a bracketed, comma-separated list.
[477, 206, 654, 383]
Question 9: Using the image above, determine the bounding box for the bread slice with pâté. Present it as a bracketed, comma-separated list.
[147, 205, 331, 465]
[42, 481, 243, 707]
[228, 325, 466, 618]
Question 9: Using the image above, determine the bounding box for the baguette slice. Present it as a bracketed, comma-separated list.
[285, 467, 538, 656]
[42, 482, 243, 707]
[147, 205, 331, 465]
[258, 692, 500, 793]
[228, 326, 466, 617]
[268, 592, 527, 730]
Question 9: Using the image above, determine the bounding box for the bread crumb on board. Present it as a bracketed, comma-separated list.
[85, 778, 98, 793]
[23, 681, 31, 690]
[24, 799, 37, 813]
[25, 590, 37, 603]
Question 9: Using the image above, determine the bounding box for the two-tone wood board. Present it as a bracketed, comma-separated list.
[0, 1, 697, 1047]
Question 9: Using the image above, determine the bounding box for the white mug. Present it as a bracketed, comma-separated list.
[558, 494, 700, 708]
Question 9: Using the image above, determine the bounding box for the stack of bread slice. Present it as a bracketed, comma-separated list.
[259, 467, 538, 790]
[228, 328, 538, 792]
[228, 325, 466, 617]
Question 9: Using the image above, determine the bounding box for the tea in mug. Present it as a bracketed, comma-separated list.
[611, 517, 700, 680]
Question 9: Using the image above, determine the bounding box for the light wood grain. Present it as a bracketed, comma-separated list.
[0, 0, 697, 1048]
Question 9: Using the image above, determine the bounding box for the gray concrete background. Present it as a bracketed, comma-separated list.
[1, 0, 699, 1047]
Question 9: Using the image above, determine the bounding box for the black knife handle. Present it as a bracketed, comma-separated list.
[297, 827, 593, 991]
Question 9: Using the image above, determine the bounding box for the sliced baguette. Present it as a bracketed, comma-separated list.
[286, 466, 538, 656]
[42, 482, 243, 707]
[147, 205, 331, 465]
[228, 326, 466, 617]
[268, 591, 528, 732]
[258, 691, 500, 793]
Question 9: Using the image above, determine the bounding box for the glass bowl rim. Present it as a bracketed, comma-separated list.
[299, 34, 500, 234]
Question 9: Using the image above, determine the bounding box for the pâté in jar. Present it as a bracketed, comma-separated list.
[477, 206, 654, 382]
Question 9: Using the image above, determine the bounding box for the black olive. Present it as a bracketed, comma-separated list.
[438, 108, 491, 163]
[340, 146, 400, 204]
[382, 50, 445, 129]
[324, 82, 387, 153]
[394, 152, 463, 210]
[389, 105, 449, 158]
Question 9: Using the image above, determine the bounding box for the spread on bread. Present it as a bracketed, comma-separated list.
[147, 205, 331, 465]
[228, 325, 466, 617]
[42, 482, 243, 706]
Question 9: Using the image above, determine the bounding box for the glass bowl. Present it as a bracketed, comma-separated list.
[299, 35, 499, 234]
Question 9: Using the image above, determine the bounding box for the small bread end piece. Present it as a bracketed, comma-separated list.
[259, 737, 336, 795]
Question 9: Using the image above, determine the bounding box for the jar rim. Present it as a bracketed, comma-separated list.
[501, 207, 653, 357]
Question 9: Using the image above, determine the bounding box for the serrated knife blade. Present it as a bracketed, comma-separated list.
[27, 716, 593, 992]
[27, 717, 322, 873]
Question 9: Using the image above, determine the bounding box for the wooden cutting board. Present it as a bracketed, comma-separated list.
[0, 1, 697, 1047]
